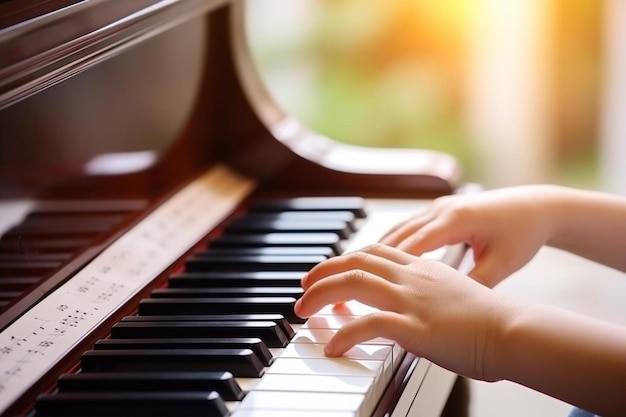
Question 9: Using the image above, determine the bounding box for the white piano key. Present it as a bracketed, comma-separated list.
[252, 373, 374, 395]
[278, 340, 328, 358]
[267, 357, 382, 378]
[279, 342, 394, 383]
[235, 391, 368, 416]
[292, 328, 405, 371]
[250, 374, 377, 416]
[316, 300, 380, 317]
[291, 327, 336, 343]
[300, 314, 359, 330]
[344, 344, 393, 382]
[234, 377, 261, 393]
[266, 356, 386, 404]
[293, 327, 396, 346]
[235, 333, 388, 415]
[281, 341, 391, 362]
[268, 347, 285, 358]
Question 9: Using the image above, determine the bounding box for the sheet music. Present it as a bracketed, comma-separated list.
[0, 165, 255, 414]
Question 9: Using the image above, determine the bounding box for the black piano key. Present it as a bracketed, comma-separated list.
[94, 337, 274, 366]
[197, 246, 335, 257]
[151, 287, 304, 300]
[138, 297, 302, 323]
[223, 218, 352, 239]
[57, 371, 245, 401]
[0, 238, 90, 254]
[14, 217, 123, 235]
[124, 313, 295, 338]
[26, 199, 147, 216]
[21, 214, 124, 226]
[80, 348, 265, 377]
[35, 391, 229, 417]
[111, 320, 290, 348]
[0, 277, 39, 290]
[239, 210, 358, 231]
[247, 196, 367, 218]
[168, 271, 305, 288]
[0, 253, 73, 262]
[0, 291, 21, 301]
[0, 261, 62, 276]
[2, 222, 113, 239]
[208, 232, 343, 255]
[184, 254, 324, 272]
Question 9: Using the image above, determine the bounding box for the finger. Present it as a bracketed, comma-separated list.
[324, 311, 423, 357]
[355, 243, 420, 265]
[395, 217, 468, 255]
[379, 214, 433, 247]
[302, 248, 409, 290]
[295, 270, 403, 318]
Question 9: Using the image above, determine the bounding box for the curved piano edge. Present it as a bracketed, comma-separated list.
[226, 1, 465, 198]
[393, 358, 459, 417]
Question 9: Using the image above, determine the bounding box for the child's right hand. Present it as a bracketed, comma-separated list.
[380, 186, 559, 288]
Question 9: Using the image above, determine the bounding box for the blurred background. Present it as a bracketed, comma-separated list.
[244, 0, 626, 194]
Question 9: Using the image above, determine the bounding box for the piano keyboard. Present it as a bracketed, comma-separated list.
[0, 165, 461, 417]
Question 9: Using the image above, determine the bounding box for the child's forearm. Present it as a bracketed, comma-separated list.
[496, 303, 626, 416]
[544, 186, 626, 272]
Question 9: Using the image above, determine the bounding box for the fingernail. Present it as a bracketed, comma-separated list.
[294, 298, 303, 315]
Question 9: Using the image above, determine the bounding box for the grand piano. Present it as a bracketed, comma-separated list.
[0, 0, 470, 416]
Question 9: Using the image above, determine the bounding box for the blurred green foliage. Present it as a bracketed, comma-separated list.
[246, 0, 602, 187]
[247, 0, 478, 175]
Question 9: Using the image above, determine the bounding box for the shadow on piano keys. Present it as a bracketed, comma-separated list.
[0, 1, 472, 416]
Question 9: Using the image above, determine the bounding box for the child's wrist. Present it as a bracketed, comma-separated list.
[532, 185, 569, 247]
[482, 295, 525, 382]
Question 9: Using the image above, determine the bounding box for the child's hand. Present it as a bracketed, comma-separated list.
[294, 243, 518, 381]
[380, 186, 556, 288]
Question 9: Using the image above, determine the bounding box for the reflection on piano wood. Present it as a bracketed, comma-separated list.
[0, 0, 469, 416]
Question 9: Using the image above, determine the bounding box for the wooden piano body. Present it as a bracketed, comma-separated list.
[0, 0, 468, 416]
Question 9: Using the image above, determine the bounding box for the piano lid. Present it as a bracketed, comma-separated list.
[0, 0, 228, 199]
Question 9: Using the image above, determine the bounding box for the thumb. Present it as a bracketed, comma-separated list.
[467, 251, 509, 288]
